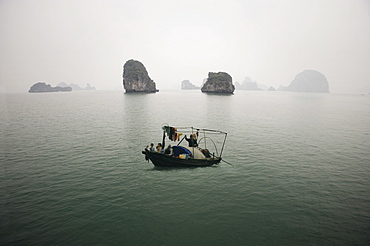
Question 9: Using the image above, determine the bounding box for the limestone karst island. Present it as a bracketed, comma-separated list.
[122, 59, 158, 93]
[57, 82, 96, 91]
[29, 82, 72, 93]
[201, 72, 235, 94]
[181, 80, 200, 90]
[121, 59, 328, 94]
[280, 70, 329, 93]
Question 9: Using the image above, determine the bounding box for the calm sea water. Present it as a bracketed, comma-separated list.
[1, 90, 369, 245]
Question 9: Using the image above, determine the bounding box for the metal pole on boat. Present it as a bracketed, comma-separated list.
[177, 135, 186, 146]
[220, 133, 227, 157]
[203, 129, 207, 149]
[161, 130, 166, 152]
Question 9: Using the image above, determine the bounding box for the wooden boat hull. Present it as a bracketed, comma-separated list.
[143, 150, 221, 167]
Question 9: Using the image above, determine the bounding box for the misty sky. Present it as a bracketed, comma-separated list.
[1, 0, 369, 93]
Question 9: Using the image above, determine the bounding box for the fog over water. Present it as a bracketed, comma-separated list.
[1, 0, 370, 93]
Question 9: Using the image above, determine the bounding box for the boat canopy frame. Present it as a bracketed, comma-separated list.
[161, 125, 228, 158]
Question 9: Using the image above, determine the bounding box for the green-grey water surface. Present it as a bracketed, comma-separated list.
[1, 90, 369, 245]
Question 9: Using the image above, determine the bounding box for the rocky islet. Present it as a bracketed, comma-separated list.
[29, 82, 72, 93]
[122, 59, 158, 93]
[201, 72, 235, 94]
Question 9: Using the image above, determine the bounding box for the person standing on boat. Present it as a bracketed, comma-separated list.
[185, 133, 198, 147]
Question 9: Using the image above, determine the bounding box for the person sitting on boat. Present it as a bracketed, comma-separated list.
[149, 143, 155, 152]
[185, 133, 198, 147]
[201, 149, 211, 158]
[164, 145, 173, 155]
[156, 143, 163, 152]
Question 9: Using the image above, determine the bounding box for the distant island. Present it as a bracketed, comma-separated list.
[201, 72, 235, 94]
[122, 59, 158, 93]
[29, 82, 72, 93]
[235, 77, 262, 91]
[279, 70, 329, 93]
[181, 80, 200, 90]
[57, 82, 95, 90]
[234, 77, 274, 91]
[120, 64, 331, 94]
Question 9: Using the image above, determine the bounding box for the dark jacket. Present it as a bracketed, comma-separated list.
[185, 137, 198, 147]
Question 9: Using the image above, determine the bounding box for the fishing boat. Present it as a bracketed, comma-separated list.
[142, 125, 227, 167]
